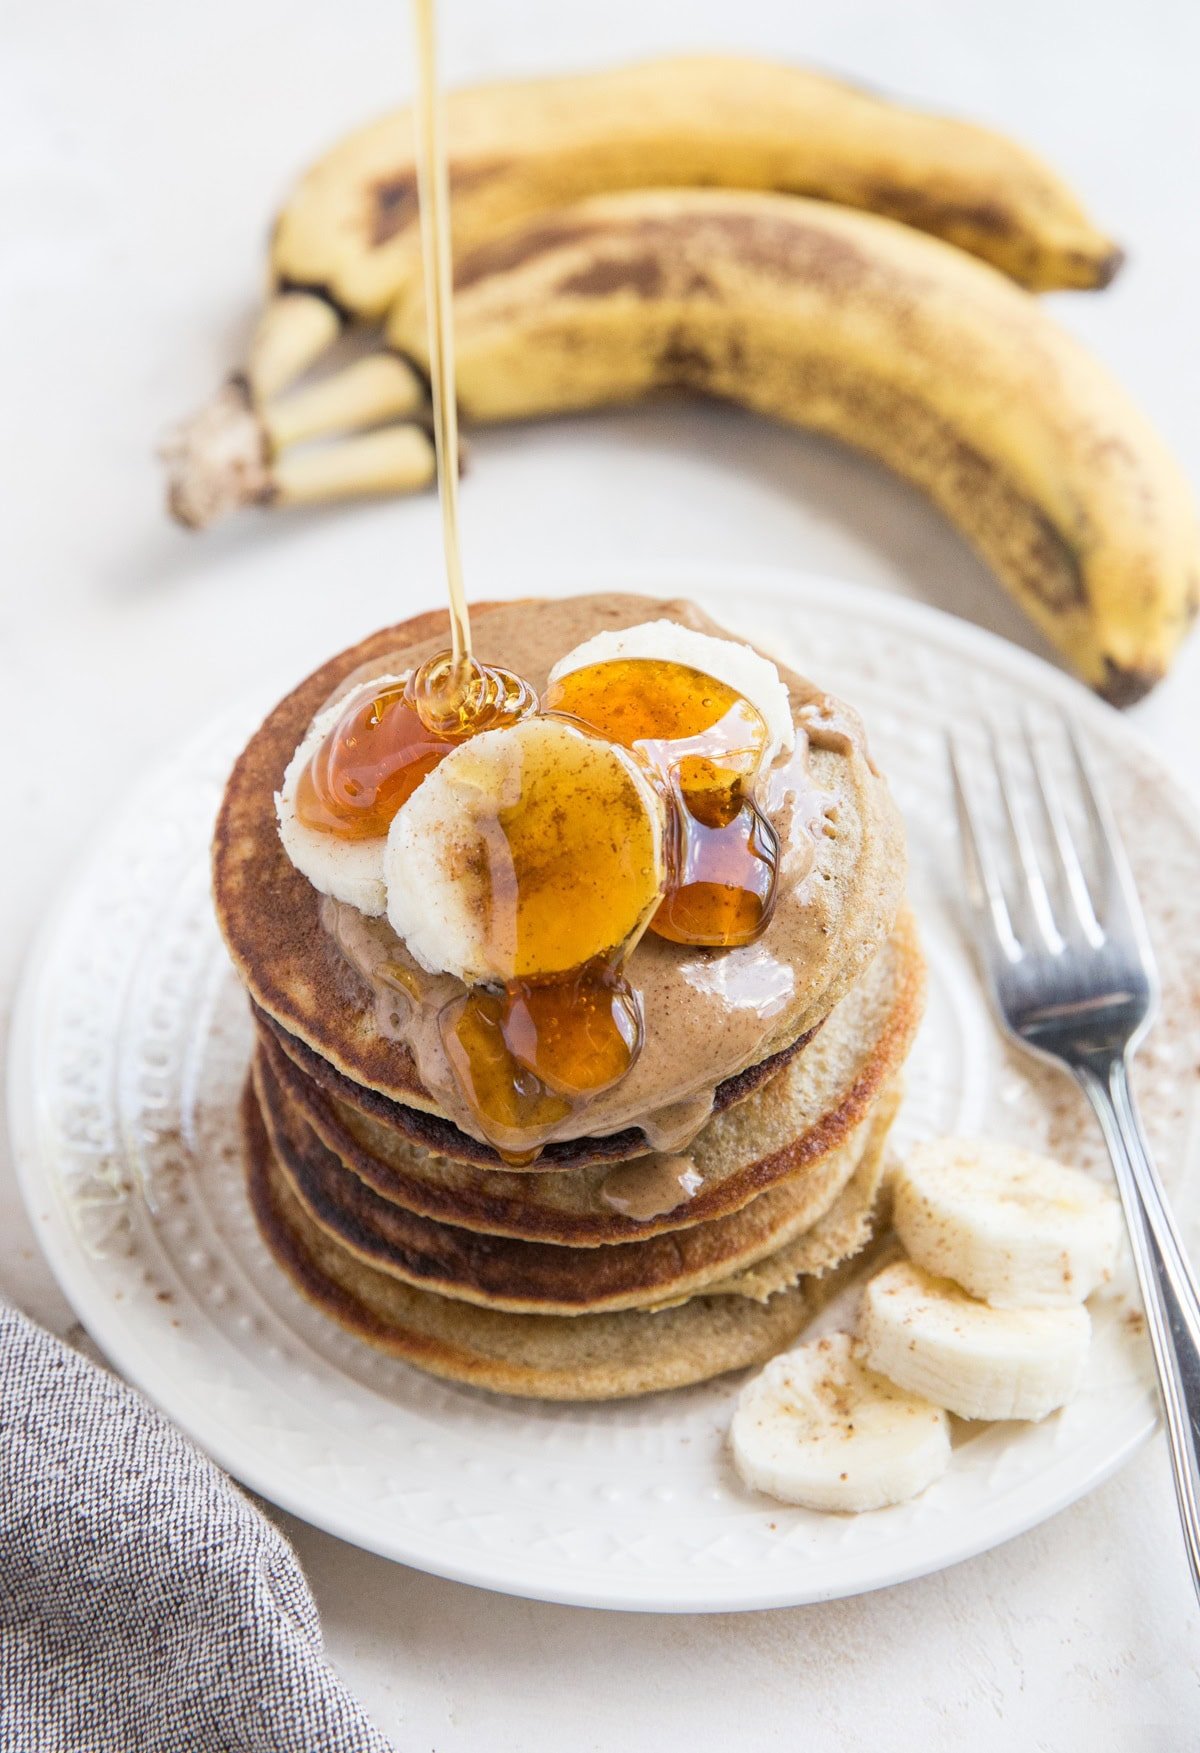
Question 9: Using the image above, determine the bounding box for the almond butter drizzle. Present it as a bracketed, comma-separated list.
[600, 1154, 704, 1219]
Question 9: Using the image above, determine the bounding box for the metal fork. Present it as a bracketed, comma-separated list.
[948, 719, 1200, 1601]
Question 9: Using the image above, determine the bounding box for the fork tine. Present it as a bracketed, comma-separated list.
[989, 727, 1064, 954]
[1066, 721, 1154, 955]
[947, 734, 1022, 963]
[1022, 715, 1104, 947]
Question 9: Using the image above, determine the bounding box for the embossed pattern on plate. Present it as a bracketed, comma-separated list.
[9, 568, 1200, 1612]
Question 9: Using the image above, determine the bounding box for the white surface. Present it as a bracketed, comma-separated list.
[2, 0, 1199, 1740]
[15, 569, 1199, 1614]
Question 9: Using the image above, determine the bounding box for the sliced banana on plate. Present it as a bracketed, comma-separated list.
[893, 1136, 1122, 1308]
[730, 1330, 951, 1512]
[859, 1258, 1092, 1423]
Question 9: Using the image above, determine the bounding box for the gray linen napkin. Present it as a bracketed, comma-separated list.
[0, 1303, 395, 1753]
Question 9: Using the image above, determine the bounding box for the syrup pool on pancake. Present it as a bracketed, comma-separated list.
[545, 621, 794, 949]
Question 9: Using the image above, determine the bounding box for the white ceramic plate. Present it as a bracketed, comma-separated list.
[10, 566, 1200, 1613]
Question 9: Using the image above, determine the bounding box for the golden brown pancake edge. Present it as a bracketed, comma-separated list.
[253, 1044, 896, 1315]
[244, 1077, 864, 1401]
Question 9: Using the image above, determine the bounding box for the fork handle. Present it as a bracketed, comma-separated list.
[1076, 1055, 1200, 1601]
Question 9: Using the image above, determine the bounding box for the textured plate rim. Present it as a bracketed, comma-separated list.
[7, 561, 1193, 1614]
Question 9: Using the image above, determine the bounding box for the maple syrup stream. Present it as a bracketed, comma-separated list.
[410, 0, 473, 722]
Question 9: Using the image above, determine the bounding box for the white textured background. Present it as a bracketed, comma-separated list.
[2, 0, 1199, 1745]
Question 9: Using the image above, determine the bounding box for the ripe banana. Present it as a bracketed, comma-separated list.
[730, 1329, 951, 1511]
[859, 1258, 1092, 1422]
[275, 55, 1121, 322]
[165, 55, 1121, 529]
[386, 188, 1197, 703]
[892, 1137, 1121, 1307]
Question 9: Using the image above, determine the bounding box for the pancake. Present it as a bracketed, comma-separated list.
[253, 1042, 897, 1315]
[254, 1000, 813, 1172]
[244, 1081, 880, 1400]
[256, 908, 924, 1237]
[214, 594, 906, 1157]
[691, 1112, 896, 1305]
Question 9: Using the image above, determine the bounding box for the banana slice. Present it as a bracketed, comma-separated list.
[893, 1137, 1122, 1309]
[730, 1331, 951, 1512]
[276, 676, 406, 917]
[860, 1259, 1091, 1423]
[546, 621, 794, 767]
[384, 716, 666, 982]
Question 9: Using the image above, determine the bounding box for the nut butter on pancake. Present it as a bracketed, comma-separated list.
[255, 909, 923, 1242]
[214, 595, 906, 1158]
[253, 1046, 897, 1316]
[253, 1004, 810, 1172]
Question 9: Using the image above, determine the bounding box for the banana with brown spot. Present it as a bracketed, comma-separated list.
[275, 54, 1121, 322]
[164, 54, 1123, 531]
[386, 189, 1196, 703]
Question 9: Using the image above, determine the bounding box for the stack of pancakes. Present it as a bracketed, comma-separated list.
[215, 596, 924, 1400]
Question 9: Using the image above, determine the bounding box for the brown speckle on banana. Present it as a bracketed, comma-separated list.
[385, 189, 1195, 702]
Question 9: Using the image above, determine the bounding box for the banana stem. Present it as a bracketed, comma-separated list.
[248, 292, 342, 400]
[162, 292, 347, 526]
[163, 378, 435, 526]
[162, 380, 268, 529]
[271, 425, 435, 506]
[263, 354, 425, 449]
[163, 345, 434, 527]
